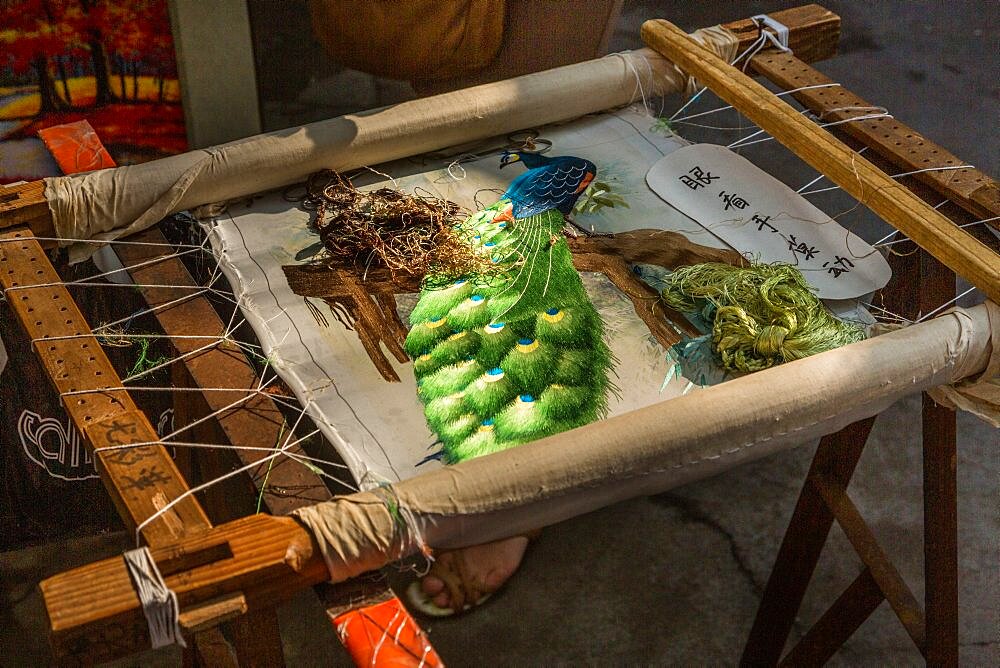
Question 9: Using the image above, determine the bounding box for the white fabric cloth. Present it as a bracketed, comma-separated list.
[206, 110, 708, 486]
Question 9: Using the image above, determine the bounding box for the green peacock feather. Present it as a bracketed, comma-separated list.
[405, 181, 613, 464]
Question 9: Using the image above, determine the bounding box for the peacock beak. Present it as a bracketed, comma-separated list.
[499, 154, 519, 169]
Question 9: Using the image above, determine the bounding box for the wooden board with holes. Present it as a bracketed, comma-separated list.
[750, 52, 1000, 223]
[0, 228, 210, 546]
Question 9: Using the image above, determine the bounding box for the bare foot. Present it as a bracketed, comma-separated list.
[420, 535, 531, 611]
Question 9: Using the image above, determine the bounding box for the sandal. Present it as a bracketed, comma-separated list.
[406, 548, 492, 617]
[405, 530, 541, 618]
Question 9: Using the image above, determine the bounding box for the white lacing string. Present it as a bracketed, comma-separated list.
[67, 243, 208, 286]
[93, 275, 230, 334]
[667, 31, 767, 122]
[749, 112, 895, 148]
[4, 232, 206, 293]
[796, 147, 870, 193]
[612, 49, 658, 117]
[371, 605, 404, 663]
[132, 407, 318, 544]
[87, 345, 345, 474]
[876, 214, 1000, 248]
[731, 14, 792, 77]
[818, 105, 888, 120]
[18, 243, 258, 391]
[3, 280, 237, 305]
[800, 164, 976, 197]
[94, 439, 353, 472]
[725, 108, 812, 148]
[122, 546, 187, 649]
[0, 235, 206, 250]
[4, 229, 363, 515]
[870, 199, 949, 247]
[916, 286, 979, 323]
[0, 232, 212, 289]
[119, 291, 248, 383]
[700, 88, 988, 257]
[1, 232, 239, 314]
[32, 332, 252, 344]
[665, 18, 783, 123]
[47, 309, 251, 391]
[727, 110, 895, 150]
[90, 361, 362, 492]
[670, 83, 840, 126]
[603, 51, 656, 117]
[810, 111, 894, 131]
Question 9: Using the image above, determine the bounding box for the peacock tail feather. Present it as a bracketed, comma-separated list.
[406, 199, 612, 464]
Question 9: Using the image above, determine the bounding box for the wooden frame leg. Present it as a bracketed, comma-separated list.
[231, 607, 287, 668]
[186, 628, 238, 667]
[778, 568, 884, 666]
[740, 417, 877, 665]
[923, 394, 958, 666]
[920, 252, 959, 666]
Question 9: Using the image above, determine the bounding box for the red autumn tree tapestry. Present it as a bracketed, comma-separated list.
[0, 0, 186, 182]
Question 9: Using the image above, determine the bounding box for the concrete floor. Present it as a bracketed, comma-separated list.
[2, 1, 997, 665]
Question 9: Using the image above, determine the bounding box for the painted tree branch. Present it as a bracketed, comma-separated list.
[283, 228, 739, 377]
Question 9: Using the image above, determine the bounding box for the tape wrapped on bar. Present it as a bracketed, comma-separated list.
[928, 301, 1000, 426]
[41, 26, 739, 261]
[294, 303, 998, 583]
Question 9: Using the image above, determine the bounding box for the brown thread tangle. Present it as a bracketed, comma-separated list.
[304, 170, 499, 287]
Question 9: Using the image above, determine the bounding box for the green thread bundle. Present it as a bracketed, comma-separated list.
[128, 337, 170, 378]
[660, 262, 866, 373]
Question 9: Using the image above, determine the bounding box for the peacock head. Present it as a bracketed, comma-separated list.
[500, 150, 549, 170]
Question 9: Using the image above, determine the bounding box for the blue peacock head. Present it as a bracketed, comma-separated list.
[499, 150, 597, 216]
[500, 149, 550, 170]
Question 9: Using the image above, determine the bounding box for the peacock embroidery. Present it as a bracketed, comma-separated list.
[283, 149, 741, 463]
[404, 150, 613, 463]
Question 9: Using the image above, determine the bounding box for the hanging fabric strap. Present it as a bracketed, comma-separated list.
[122, 547, 188, 649]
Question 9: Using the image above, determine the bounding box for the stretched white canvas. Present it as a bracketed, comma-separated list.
[206, 109, 876, 486]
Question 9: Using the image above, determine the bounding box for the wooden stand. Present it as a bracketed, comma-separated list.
[741, 253, 959, 666]
[635, 23, 998, 665]
[637, 19, 996, 662]
[729, 53, 998, 667]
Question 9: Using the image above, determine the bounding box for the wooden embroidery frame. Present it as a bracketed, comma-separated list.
[0, 5, 997, 665]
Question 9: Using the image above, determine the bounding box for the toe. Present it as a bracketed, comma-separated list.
[432, 591, 451, 609]
[421, 574, 445, 596]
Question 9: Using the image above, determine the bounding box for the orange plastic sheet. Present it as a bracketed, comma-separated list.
[332, 598, 443, 667]
[38, 120, 117, 174]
